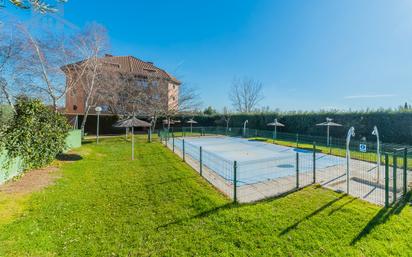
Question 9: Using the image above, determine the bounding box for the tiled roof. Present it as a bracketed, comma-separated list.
[65, 55, 181, 84]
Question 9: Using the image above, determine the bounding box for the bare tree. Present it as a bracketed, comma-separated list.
[222, 106, 231, 133]
[160, 83, 201, 130]
[71, 23, 109, 133]
[175, 83, 202, 114]
[105, 72, 201, 131]
[137, 77, 170, 130]
[102, 72, 145, 116]
[1, 0, 67, 13]
[0, 24, 25, 113]
[229, 77, 264, 113]
[17, 25, 88, 112]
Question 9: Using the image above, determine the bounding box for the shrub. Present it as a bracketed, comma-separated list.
[0, 97, 70, 169]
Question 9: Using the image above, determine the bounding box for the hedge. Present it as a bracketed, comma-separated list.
[172, 111, 412, 145]
[70, 110, 412, 145]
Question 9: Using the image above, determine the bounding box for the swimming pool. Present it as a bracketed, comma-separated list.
[169, 136, 343, 185]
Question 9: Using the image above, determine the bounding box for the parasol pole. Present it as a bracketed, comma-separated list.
[132, 126, 134, 160]
[327, 125, 330, 146]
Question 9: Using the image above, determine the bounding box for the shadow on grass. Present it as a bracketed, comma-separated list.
[156, 203, 239, 230]
[279, 194, 346, 236]
[328, 197, 357, 216]
[350, 191, 411, 245]
[143, 175, 199, 187]
[56, 153, 83, 161]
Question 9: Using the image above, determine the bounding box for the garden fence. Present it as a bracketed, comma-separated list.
[159, 127, 411, 206]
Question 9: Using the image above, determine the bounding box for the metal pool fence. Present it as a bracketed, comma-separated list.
[159, 127, 412, 206]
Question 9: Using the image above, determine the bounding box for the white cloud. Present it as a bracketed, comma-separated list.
[343, 94, 396, 99]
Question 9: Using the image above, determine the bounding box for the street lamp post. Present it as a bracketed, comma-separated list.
[95, 106, 102, 144]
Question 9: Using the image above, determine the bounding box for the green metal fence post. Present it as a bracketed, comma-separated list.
[233, 161, 237, 203]
[313, 142, 316, 183]
[172, 134, 175, 153]
[182, 139, 185, 162]
[200, 146, 203, 176]
[393, 153, 397, 203]
[385, 153, 389, 207]
[403, 148, 408, 195]
[296, 152, 299, 188]
[296, 133, 299, 148]
[329, 136, 332, 154]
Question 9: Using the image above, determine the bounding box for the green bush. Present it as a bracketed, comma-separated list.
[0, 97, 70, 169]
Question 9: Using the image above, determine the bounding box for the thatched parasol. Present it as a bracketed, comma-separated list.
[267, 118, 285, 140]
[316, 118, 342, 146]
[186, 119, 198, 133]
[113, 117, 151, 160]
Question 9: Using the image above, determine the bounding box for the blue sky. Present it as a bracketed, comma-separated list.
[3, 0, 412, 111]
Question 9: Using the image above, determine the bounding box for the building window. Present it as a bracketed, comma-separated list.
[137, 78, 148, 88]
[103, 62, 121, 69]
[73, 105, 78, 111]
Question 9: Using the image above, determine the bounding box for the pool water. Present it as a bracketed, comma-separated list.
[169, 136, 343, 185]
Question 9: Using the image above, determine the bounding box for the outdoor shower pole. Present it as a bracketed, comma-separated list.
[346, 127, 355, 194]
[243, 120, 248, 138]
[372, 126, 380, 182]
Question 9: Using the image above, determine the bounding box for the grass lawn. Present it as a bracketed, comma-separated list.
[0, 136, 411, 256]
